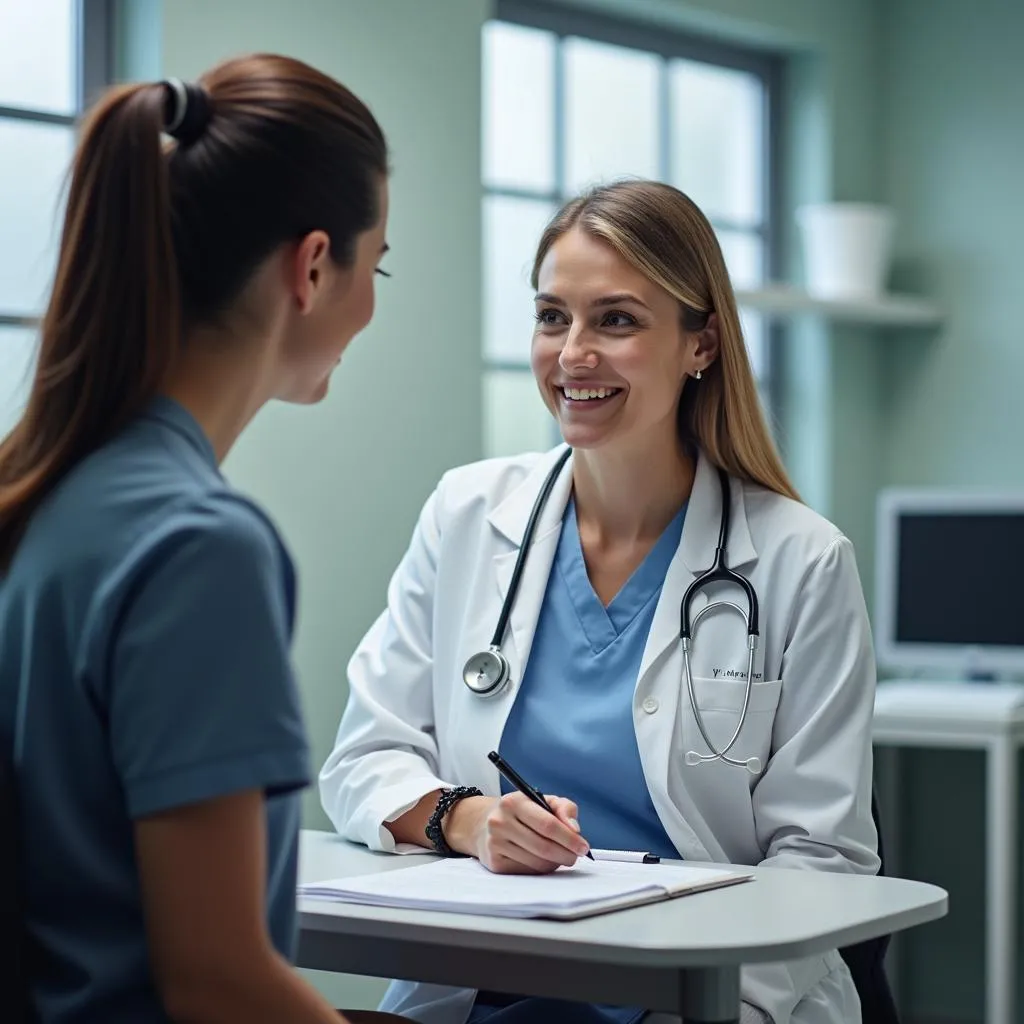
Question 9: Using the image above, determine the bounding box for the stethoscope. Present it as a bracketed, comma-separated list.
[462, 448, 764, 774]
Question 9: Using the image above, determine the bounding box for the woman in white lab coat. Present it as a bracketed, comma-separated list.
[320, 180, 879, 1024]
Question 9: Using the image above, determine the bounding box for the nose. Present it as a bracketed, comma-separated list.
[558, 323, 599, 373]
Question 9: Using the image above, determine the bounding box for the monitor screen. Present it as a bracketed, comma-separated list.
[876, 492, 1024, 676]
[894, 512, 1024, 647]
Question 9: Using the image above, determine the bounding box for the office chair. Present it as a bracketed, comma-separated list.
[0, 742, 31, 1023]
[837, 790, 900, 1024]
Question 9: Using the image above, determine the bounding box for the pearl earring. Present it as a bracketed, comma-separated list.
[695, 369, 703, 380]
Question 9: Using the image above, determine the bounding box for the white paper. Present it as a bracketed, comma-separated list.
[299, 856, 751, 919]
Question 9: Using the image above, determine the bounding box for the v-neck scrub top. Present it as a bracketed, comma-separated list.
[498, 497, 686, 861]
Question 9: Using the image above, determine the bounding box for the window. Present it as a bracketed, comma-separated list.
[0, 0, 110, 438]
[481, 1, 780, 458]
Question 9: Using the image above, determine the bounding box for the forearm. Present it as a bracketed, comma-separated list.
[384, 790, 496, 855]
[165, 949, 345, 1024]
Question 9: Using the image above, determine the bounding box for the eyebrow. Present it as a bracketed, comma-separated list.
[534, 291, 651, 311]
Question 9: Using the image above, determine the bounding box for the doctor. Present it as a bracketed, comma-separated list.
[320, 180, 879, 1024]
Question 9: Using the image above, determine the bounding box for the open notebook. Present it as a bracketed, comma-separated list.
[299, 856, 753, 921]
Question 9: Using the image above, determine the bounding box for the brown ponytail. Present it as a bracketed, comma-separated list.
[0, 55, 387, 568]
[0, 84, 178, 567]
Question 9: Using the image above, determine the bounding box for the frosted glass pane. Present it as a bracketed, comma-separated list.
[483, 369, 556, 459]
[0, 119, 73, 314]
[716, 230, 767, 380]
[564, 38, 660, 194]
[484, 194, 555, 365]
[670, 60, 763, 226]
[0, 326, 38, 440]
[739, 309, 768, 381]
[0, 0, 76, 114]
[483, 22, 555, 193]
[716, 229, 764, 290]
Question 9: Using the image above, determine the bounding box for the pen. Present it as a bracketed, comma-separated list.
[591, 849, 661, 864]
[487, 750, 595, 860]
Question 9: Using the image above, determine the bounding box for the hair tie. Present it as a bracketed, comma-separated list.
[162, 77, 211, 146]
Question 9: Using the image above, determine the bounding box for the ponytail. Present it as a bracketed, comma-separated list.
[0, 83, 179, 567]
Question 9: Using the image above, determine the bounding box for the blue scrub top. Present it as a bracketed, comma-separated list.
[486, 498, 686, 1024]
[0, 397, 310, 1023]
[500, 497, 684, 860]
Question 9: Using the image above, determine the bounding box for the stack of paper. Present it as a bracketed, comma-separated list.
[299, 856, 752, 920]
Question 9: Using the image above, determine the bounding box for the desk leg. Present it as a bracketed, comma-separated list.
[677, 965, 741, 1023]
[987, 737, 1017, 1024]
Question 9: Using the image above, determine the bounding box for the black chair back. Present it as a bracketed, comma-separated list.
[0, 743, 31, 1022]
[838, 790, 900, 1024]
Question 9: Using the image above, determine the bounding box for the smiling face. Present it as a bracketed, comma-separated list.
[531, 225, 716, 455]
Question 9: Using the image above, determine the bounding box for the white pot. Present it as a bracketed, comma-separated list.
[796, 202, 895, 300]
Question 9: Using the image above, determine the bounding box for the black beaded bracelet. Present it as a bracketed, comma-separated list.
[424, 785, 483, 856]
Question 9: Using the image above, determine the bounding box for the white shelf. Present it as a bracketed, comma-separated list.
[734, 284, 943, 328]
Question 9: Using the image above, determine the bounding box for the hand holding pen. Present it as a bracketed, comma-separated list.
[488, 751, 594, 858]
[442, 751, 594, 874]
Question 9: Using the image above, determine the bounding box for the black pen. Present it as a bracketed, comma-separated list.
[487, 750, 595, 860]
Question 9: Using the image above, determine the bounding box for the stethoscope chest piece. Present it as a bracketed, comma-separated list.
[462, 646, 511, 698]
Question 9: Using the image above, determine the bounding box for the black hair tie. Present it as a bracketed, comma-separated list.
[161, 77, 212, 146]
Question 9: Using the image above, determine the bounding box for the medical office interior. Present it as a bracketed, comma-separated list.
[1, 0, 1022, 1021]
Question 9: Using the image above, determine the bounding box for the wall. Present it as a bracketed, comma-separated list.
[132, 0, 488, 831]
[116, 0, 487, 1008]
[881, 0, 1024, 1019]
[116, 0, 1017, 1018]
[117, 0, 888, 827]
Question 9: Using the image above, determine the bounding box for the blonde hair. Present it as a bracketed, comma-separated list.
[531, 179, 800, 503]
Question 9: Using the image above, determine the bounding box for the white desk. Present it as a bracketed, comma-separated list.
[298, 830, 946, 1023]
[873, 680, 1024, 1024]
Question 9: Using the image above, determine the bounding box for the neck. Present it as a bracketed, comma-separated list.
[161, 325, 279, 463]
[571, 430, 695, 546]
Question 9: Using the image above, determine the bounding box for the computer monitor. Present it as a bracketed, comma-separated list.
[874, 489, 1024, 679]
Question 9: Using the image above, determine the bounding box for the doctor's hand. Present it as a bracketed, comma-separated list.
[444, 792, 590, 874]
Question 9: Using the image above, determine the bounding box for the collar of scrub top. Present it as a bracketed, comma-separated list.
[486, 446, 759, 575]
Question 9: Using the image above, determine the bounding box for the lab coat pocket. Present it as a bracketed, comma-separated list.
[682, 676, 782, 775]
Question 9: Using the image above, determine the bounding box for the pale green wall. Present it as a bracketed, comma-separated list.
[113, 0, 1017, 1017]
[880, 1, 1024, 1020]
[883, 0, 1024, 487]
[140, 0, 488, 838]
[119, 2, 487, 1006]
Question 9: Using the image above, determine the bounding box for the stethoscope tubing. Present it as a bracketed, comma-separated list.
[462, 449, 763, 773]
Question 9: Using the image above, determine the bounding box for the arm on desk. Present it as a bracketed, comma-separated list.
[136, 789, 349, 1024]
[318, 473, 589, 874]
[388, 789, 589, 872]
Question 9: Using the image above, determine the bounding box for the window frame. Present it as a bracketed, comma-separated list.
[483, 0, 785, 429]
[0, 0, 112, 330]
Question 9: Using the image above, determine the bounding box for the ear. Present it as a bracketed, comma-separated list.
[691, 312, 721, 374]
[291, 230, 333, 315]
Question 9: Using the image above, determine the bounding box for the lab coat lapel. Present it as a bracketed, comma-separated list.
[487, 447, 574, 691]
[637, 452, 759, 690]
[636, 453, 760, 861]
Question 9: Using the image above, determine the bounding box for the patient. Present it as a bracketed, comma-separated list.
[0, 54, 407, 1024]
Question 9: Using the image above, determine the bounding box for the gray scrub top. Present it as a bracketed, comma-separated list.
[0, 396, 310, 1023]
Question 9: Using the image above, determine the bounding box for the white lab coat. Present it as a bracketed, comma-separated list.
[320, 448, 879, 1024]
